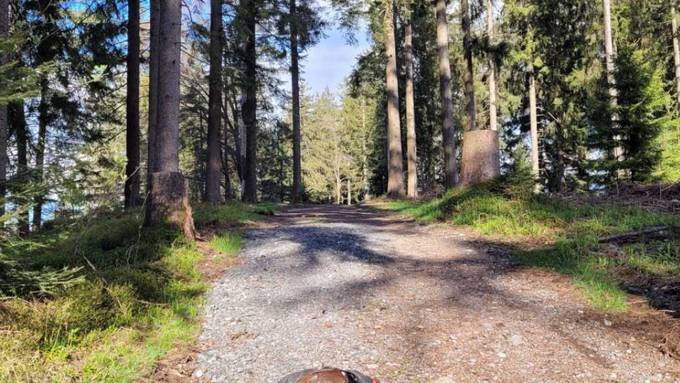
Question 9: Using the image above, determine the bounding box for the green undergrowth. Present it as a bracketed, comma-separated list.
[378, 182, 680, 312]
[0, 201, 274, 382]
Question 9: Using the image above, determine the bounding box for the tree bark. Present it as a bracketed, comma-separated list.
[461, 0, 476, 132]
[242, 0, 258, 203]
[436, 0, 458, 188]
[33, 79, 49, 230]
[290, 0, 303, 203]
[9, 102, 28, 236]
[125, 0, 141, 208]
[603, 0, 622, 164]
[146, 0, 195, 238]
[384, 0, 404, 198]
[347, 178, 351, 206]
[672, 6, 680, 109]
[0, 0, 7, 218]
[206, 0, 223, 203]
[147, 0, 160, 182]
[460, 130, 500, 185]
[529, 70, 540, 177]
[487, 0, 497, 132]
[404, 16, 417, 199]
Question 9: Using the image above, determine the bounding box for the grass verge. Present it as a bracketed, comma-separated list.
[0, 201, 274, 382]
[376, 184, 680, 312]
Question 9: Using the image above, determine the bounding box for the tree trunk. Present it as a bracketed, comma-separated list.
[0, 0, 7, 218]
[147, 0, 160, 186]
[603, 0, 622, 164]
[529, 70, 540, 177]
[146, 0, 195, 239]
[487, 0, 497, 132]
[461, 0, 476, 132]
[404, 16, 417, 199]
[223, 90, 234, 200]
[206, 0, 223, 203]
[9, 102, 28, 236]
[347, 178, 351, 206]
[242, 0, 258, 203]
[672, 6, 680, 109]
[384, 0, 404, 198]
[290, 0, 303, 203]
[459, 0, 500, 185]
[33, 79, 49, 230]
[436, 0, 458, 188]
[125, 0, 141, 209]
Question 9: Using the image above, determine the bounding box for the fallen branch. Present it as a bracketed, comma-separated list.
[598, 225, 680, 244]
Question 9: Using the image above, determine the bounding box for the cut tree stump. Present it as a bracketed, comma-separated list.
[461, 130, 500, 186]
[146, 171, 195, 239]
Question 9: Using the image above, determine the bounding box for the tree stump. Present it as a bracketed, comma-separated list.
[461, 130, 501, 186]
[146, 171, 195, 239]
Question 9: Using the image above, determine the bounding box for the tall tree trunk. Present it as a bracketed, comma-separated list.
[146, 0, 195, 238]
[529, 70, 539, 177]
[223, 89, 234, 200]
[9, 103, 28, 236]
[206, 0, 223, 203]
[462, 0, 476, 132]
[0, 0, 7, 218]
[404, 16, 417, 199]
[672, 6, 680, 109]
[361, 97, 370, 200]
[460, 0, 500, 185]
[603, 0, 622, 165]
[290, 0, 303, 203]
[33, 79, 49, 230]
[242, 0, 258, 203]
[347, 178, 351, 206]
[384, 0, 404, 198]
[147, 0, 160, 187]
[487, 0, 497, 132]
[125, 0, 141, 208]
[436, 0, 458, 188]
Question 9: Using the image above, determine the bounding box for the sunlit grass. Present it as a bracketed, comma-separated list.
[210, 232, 242, 257]
[376, 183, 680, 312]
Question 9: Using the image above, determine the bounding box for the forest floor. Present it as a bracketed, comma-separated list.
[193, 204, 680, 383]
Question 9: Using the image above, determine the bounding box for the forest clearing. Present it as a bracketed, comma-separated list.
[1, 0, 680, 382]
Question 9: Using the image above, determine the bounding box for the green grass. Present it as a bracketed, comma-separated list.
[378, 183, 680, 312]
[209, 232, 242, 257]
[0, 202, 274, 382]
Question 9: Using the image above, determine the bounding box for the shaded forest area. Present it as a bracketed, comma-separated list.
[0, 0, 679, 381]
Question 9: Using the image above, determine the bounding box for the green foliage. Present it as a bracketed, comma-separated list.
[0, 201, 268, 382]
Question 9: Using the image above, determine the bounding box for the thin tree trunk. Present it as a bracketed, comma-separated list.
[462, 0, 476, 132]
[125, 0, 141, 208]
[672, 6, 680, 108]
[404, 16, 417, 199]
[33, 79, 49, 229]
[436, 0, 458, 188]
[223, 89, 234, 200]
[603, 0, 622, 164]
[361, 97, 370, 200]
[242, 0, 258, 203]
[0, 0, 7, 218]
[146, 0, 195, 238]
[529, 70, 539, 177]
[384, 0, 404, 198]
[9, 102, 28, 236]
[487, 0, 497, 132]
[290, 0, 303, 203]
[347, 178, 351, 206]
[147, 0, 160, 185]
[206, 0, 223, 203]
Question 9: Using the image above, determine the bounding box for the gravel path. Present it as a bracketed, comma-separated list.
[195, 205, 680, 383]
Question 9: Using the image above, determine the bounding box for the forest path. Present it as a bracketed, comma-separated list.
[194, 205, 679, 383]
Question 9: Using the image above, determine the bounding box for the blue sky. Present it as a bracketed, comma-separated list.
[298, 25, 370, 95]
